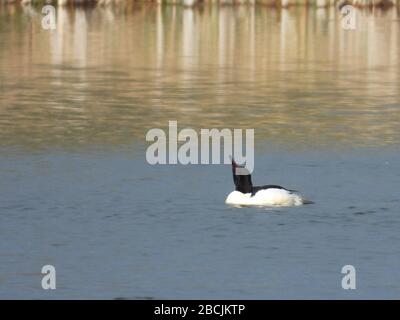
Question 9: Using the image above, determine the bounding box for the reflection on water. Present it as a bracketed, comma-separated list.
[0, 5, 400, 149]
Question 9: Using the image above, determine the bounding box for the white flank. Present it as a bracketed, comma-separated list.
[225, 188, 304, 207]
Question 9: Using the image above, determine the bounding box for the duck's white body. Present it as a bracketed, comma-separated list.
[226, 158, 312, 207]
[225, 188, 305, 207]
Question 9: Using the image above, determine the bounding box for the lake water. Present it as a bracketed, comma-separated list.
[0, 4, 400, 299]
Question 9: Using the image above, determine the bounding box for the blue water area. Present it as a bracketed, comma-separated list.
[0, 146, 399, 299]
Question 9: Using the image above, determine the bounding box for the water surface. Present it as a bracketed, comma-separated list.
[0, 5, 400, 299]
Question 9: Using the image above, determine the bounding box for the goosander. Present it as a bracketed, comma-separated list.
[225, 159, 312, 207]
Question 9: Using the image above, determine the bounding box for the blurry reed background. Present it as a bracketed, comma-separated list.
[1, 0, 400, 9]
[1, 4, 399, 150]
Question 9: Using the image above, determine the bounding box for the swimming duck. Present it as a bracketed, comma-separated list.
[225, 159, 312, 207]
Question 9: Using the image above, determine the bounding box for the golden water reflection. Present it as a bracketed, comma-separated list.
[0, 5, 400, 149]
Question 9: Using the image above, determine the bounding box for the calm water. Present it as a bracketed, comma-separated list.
[1, 4, 400, 299]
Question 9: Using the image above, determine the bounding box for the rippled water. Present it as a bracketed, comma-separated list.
[0, 4, 400, 299]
